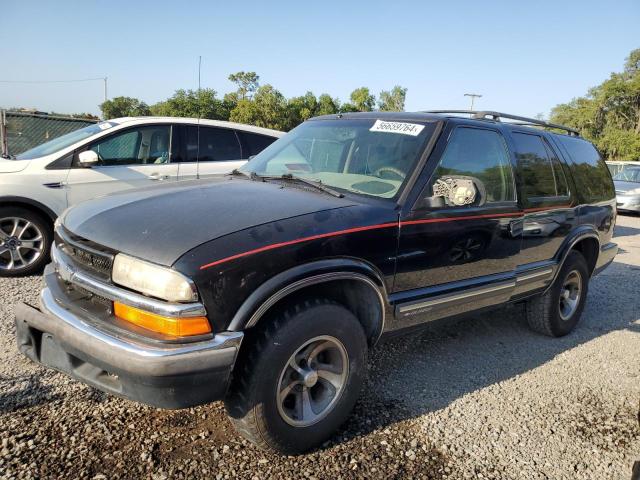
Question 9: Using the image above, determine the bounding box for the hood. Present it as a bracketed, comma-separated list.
[62, 178, 358, 266]
[0, 158, 30, 173]
[614, 180, 640, 193]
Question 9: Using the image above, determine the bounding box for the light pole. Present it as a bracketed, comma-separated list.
[464, 93, 482, 111]
[103, 77, 108, 102]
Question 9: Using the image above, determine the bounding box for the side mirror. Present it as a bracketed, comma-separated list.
[78, 150, 99, 167]
[418, 176, 486, 210]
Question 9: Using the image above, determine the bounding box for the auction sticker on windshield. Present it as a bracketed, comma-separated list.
[370, 119, 425, 136]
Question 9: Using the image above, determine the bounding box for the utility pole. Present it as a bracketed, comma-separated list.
[464, 93, 482, 111]
[103, 77, 108, 102]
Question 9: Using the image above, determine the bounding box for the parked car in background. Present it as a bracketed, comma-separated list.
[0, 117, 283, 276]
[15, 110, 617, 454]
[612, 163, 640, 213]
[605, 160, 636, 177]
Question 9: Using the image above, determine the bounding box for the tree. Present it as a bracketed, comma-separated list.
[100, 97, 150, 119]
[230, 85, 289, 130]
[349, 87, 375, 112]
[228, 71, 260, 100]
[285, 91, 318, 130]
[316, 94, 340, 116]
[550, 48, 640, 160]
[150, 89, 226, 120]
[378, 85, 407, 112]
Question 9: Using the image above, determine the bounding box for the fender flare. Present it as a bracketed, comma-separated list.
[546, 226, 600, 292]
[227, 258, 388, 336]
[0, 195, 57, 222]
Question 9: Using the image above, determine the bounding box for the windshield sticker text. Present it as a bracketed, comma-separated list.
[369, 120, 425, 136]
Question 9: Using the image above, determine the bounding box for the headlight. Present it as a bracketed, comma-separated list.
[112, 254, 197, 302]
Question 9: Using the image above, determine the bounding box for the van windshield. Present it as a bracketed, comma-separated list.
[240, 119, 435, 199]
[15, 122, 116, 160]
[613, 167, 640, 183]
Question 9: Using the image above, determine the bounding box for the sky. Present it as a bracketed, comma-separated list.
[1, 0, 638, 119]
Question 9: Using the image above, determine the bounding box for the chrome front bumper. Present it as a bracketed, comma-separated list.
[15, 267, 244, 408]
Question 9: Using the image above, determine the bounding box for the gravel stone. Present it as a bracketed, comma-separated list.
[1, 215, 639, 479]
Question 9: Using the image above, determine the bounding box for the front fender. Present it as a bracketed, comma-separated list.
[227, 258, 387, 331]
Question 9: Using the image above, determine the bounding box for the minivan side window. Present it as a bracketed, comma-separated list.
[88, 125, 171, 166]
[430, 127, 515, 205]
[555, 136, 614, 202]
[238, 132, 278, 158]
[512, 133, 569, 200]
[180, 126, 242, 162]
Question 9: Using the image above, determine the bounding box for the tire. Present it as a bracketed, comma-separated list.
[525, 250, 590, 337]
[0, 207, 52, 277]
[225, 298, 368, 454]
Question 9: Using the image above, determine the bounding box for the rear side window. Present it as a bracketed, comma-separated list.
[512, 133, 569, 200]
[555, 136, 614, 202]
[180, 126, 241, 162]
[239, 132, 278, 157]
[430, 127, 515, 204]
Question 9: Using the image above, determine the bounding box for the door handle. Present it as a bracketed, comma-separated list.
[149, 173, 169, 181]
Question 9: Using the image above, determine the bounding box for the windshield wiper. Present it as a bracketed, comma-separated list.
[1, 153, 15, 160]
[253, 173, 344, 198]
[229, 168, 251, 179]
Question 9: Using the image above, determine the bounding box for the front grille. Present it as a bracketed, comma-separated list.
[56, 228, 115, 280]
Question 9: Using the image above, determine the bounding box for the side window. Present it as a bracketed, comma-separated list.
[556, 136, 614, 202]
[88, 126, 171, 166]
[430, 127, 515, 206]
[512, 133, 569, 200]
[181, 126, 241, 162]
[238, 132, 278, 158]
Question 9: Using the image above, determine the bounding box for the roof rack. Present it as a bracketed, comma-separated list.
[423, 110, 580, 137]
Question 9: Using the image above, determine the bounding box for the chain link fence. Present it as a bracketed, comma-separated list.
[0, 110, 98, 157]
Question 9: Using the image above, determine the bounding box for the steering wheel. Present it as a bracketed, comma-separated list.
[374, 166, 406, 181]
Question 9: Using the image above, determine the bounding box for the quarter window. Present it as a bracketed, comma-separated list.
[513, 133, 569, 199]
[430, 127, 515, 205]
[88, 126, 171, 166]
[239, 132, 278, 157]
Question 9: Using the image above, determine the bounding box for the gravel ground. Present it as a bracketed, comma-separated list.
[1, 215, 639, 480]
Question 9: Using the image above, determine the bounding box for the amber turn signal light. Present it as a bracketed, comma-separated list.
[114, 302, 211, 337]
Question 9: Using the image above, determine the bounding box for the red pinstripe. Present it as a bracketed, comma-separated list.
[199, 205, 573, 270]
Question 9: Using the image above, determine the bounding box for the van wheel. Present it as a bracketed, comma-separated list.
[525, 250, 589, 337]
[225, 299, 368, 454]
[0, 207, 52, 277]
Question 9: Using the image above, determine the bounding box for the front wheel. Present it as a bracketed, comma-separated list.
[525, 250, 590, 337]
[225, 299, 368, 454]
[0, 207, 52, 277]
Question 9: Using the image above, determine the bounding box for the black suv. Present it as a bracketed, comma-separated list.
[15, 111, 617, 454]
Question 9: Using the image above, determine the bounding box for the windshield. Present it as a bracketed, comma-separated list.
[240, 119, 435, 199]
[613, 167, 640, 183]
[15, 122, 116, 160]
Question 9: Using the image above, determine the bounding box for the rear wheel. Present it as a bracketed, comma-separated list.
[225, 299, 368, 454]
[525, 250, 589, 337]
[0, 207, 52, 277]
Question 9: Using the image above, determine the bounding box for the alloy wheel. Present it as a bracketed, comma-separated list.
[0, 217, 45, 271]
[276, 335, 349, 427]
[559, 270, 582, 321]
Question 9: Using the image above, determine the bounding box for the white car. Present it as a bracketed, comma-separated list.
[0, 117, 283, 276]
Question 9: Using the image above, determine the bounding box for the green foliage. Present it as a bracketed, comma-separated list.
[550, 48, 640, 160]
[228, 71, 260, 100]
[149, 89, 226, 120]
[348, 87, 376, 112]
[98, 76, 408, 132]
[378, 86, 407, 112]
[99, 96, 151, 119]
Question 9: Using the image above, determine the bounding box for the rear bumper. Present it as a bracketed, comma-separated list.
[593, 242, 618, 276]
[15, 287, 243, 409]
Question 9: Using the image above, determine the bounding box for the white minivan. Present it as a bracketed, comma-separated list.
[0, 117, 283, 276]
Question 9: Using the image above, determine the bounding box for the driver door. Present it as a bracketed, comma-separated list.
[65, 125, 179, 206]
[391, 125, 522, 328]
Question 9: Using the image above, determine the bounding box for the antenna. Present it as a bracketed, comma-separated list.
[196, 55, 202, 179]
